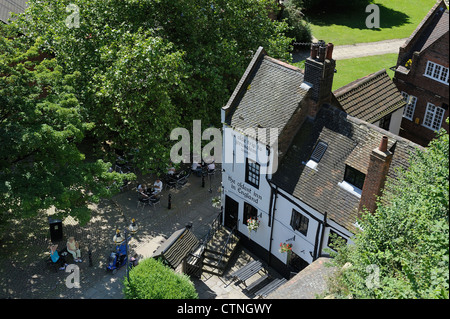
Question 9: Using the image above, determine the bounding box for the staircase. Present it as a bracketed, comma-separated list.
[202, 226, 240, 276]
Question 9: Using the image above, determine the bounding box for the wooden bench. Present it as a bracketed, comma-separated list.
[243, 274, 270, 292]
[254, 277, 287, 298]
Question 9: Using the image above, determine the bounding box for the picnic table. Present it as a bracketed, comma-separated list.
[230, 260, 264, 286]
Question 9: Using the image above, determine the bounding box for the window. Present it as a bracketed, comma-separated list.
[424, 61, 449, 85]
[401, 91, 417, 121]
[344, 165, 365, 190]
[290, 209, 309, 236]
[379, 113, 391, 131]
[423, 103, 445, 131]
[243, 202, 258, 226]
[245, 158, 260, 188]
[327, 230, 348, 250]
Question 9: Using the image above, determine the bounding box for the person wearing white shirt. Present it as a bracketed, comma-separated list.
[152, 179, 163, 195]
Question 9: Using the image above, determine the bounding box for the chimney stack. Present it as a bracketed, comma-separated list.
[304, 40, 336, 109]
[358, 136, 393, 215]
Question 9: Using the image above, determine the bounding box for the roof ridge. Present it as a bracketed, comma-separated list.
[334, 69, 387, 98]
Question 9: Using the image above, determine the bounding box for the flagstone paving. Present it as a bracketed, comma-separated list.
[0, 168, 277, 299]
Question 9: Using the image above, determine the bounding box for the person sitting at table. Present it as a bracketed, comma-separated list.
[167, 163, 176, 175]
[191, 162, 202, 176]
[66, 236, 82, 263]
[152, 179, 163, 195]
[207, 160, 215, 173]
[50, 244, 67, 270]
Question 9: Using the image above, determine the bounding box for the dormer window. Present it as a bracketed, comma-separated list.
[338, 165, 366, 198]
[344, 165, 366, 190]
[305, 141, 328, 170]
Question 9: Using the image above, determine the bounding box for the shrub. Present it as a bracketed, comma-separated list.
[123, 258, 199, 299]
[280, 0, 312, 44]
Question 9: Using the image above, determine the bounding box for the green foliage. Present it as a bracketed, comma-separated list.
[14, 0, 292, 173]
[0, 23, 132, 226]
[280, 0, 312, 44]
[123, 258, 199, 299]
[326, 123, 449, 299]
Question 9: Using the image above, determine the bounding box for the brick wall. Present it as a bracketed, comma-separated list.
[394, 34, 449, 146]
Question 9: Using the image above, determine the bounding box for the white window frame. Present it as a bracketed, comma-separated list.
[423, 102, 445, 131]
[401, 91, 417, 121]
[424, 61, 449, 85]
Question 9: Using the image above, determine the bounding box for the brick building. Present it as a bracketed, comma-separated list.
[393, 0, 449, 146]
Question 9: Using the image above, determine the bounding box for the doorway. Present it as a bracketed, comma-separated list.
[224, 195, 239, 229]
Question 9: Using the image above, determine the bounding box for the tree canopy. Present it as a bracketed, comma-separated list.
[14, 0, 292, 171]
[325, 123, 449, 299]
[0, 23, 131, 226]
[1, 0, 292, 224]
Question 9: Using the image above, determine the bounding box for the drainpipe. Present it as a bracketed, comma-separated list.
[268, 184, 278, 267]
[318, 211, 328, 259]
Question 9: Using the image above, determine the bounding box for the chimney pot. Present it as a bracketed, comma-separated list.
[326, 43, 334, 60]
[310, 43, 319, 59]
[379, 136, 388, 152]
[318, 46, 326, 62]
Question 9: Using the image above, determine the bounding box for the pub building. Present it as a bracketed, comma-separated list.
[220, 44, 421, 278]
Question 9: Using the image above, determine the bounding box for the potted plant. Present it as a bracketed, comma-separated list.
[247, 217, 260, 234]
[279, 242, 292, 253]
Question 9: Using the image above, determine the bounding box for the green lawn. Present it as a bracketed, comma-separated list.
[305, 0, 437, 45]
[292, 53, 398, 91]
[330, 53, 398, 91]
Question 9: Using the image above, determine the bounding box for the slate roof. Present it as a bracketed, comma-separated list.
[223, 46, 309, 140]
[271, 104, 422, 230]
[0, 0, 27, 24]
[151, 227, 199, 269]
[333, 69, 406, 124]
[399, 1, 449, 64]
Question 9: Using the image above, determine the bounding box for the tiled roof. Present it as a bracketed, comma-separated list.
[223, 47, 309, 140]
[0, 0, 27, 24]
[151, 227, 199, 269]
[399, 1, 449, 64]
[333, 69, 406, 124]
[271, 104, 422, 230]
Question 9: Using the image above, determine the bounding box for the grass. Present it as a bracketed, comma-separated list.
[305, 0, 438, 45]
[291, 53, 398, 91]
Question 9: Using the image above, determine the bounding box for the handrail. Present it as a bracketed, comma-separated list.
[214, 225, 238, 271]
[201, 211, 223, 251]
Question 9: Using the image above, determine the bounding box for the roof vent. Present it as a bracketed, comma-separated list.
[310, 141, 328, 162]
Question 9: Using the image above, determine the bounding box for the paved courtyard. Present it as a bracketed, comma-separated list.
[0, 167, 277, 299]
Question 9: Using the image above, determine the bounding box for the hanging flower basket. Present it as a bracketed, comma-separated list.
[279, 242, 292, 253]
[247, 217, 260, 234]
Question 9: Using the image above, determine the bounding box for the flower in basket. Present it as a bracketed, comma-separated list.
[247, 217, 260, 233]
[279, 242, 292, 253]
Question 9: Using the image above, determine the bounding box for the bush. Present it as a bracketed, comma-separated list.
[123, 258, 199, 299]
[280, 0, 312, 44]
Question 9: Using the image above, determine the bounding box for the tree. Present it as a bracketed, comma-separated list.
[15, 0, 293, 172]
[123, 257, 198, 299]
[0, 23, 132, 227]
[325, 122, 449, 299]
